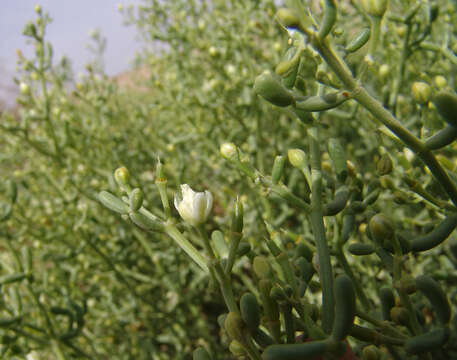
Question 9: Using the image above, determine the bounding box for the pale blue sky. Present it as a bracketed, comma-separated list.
[0, 0, 143, 106]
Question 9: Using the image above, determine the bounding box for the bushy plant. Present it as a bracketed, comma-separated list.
[1, 0, 457, 359]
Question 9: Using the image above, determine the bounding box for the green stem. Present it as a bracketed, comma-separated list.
[392, 236, 422, 336]
[37, 38, 61, 163]
[391, 23, 412, 115]
[280, 303, 295, 343]
[312, 38, 457, 207]
[308, 125, 335, 334]
[164, 224, 208, 272]
[368, 16, 381, 59]
[4, 236, 56, 338]
[355, 310, 407, 339]
[335, 241, 370, 310]
[225, 231, 242, 276]
[420, 42, 457, 66]
[197, 226, 238, 314]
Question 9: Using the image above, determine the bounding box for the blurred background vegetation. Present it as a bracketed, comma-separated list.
[1, 0, 457, 359]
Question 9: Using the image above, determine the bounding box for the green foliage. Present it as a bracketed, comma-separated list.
[1, 0, 457, 359]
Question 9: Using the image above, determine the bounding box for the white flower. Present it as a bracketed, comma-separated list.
[174, 184, 212, 226]
[26, 351, 40, 360]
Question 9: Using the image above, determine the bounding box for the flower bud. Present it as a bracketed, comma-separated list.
[369, 214, 395, 242]
[434, 75, 447, 89]
[229, 340, 245, 357]
[412, 82, 432, 105]
[276, 8, 301, 29]
[362, 345, 380, 360]
[224, 312, 246, 343]
[360, 0, 388, 17]
[379, 64, 389, 79]
[376, 153, 393, 175]
[174, 184, 212, 226]
[114, 167, 130, 189]
[20, 83, 31, 96]
[390, 306, 409, 326]
[220, 142, 237, 160]
[288, 149, 307, 169]
[34, 4, 42, 14]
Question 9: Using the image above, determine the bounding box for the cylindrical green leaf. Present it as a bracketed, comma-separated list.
[129, 212, 163, 232]
[193, 347, 212, 360]
[254, 72, 295, 107]
[328, 138, 348, 181]
[262, 340, 329, 360]
[425, 125, 457, 150]
[332, 275, 356, 341]
[405, 328, 450, 354]
[348, 242, 375, 256]
[345, 28, 371, 53]
[98, 191, 129, 214]
[433, 91, 457, 127]
[295, 92, 349, 112]
[415, 275, 451, 324]
[240, 293, 261, 331]
[411, 215, 457, 252]
[379, 287, 395, 321]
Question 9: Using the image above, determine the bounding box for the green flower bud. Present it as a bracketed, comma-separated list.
[412, 82, 432, 105]
[220, 142, 237, 160]
[20, 83, 31, 96]
[434, 75, 447, 89]
[224, 312, 246, 343]
[229, 340, 245, 357]
[288, 148, 307, 169]
[34, 4, 42, 14]
[390, 306, 409, 326]
[276, 8, 301, 29]
[129, 188, 144, 212]
[369, 214, 395, 242]
[114, 167, 130, 189]
[362, 345, 380, 360]
[360, 0, 388, 17]
[378, 64, 389, 79]
[376, 153, 393, 175]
